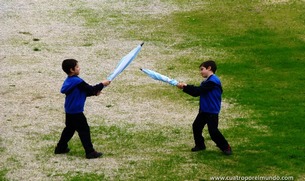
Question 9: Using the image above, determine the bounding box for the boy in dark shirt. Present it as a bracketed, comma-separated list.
[177, 60, 232, 155]
[55, 59, 111, 159]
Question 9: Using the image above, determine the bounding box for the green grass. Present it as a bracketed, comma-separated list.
[0, 170, 9, 181]
[120, 0, 305, 179]
[39, 0, 305, 180]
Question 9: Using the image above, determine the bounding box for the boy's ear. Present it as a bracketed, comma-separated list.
[207, 66, 212, 71]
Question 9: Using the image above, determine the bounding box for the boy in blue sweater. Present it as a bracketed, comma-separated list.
[177, 60, 232, 155]
[55, 59, 111, 159]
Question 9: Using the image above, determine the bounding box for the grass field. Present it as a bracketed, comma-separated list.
[1, 0, 305, 180]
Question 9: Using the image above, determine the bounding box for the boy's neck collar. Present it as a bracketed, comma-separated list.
[207, 73, 214, 78]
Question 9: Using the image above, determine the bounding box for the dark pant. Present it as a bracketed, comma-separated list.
[192, 112, 229, 151]
[57, 113, 94, 154]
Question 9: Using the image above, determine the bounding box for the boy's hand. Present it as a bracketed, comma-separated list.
[102, 80, 111, 86]
[177, 82, 187, 89]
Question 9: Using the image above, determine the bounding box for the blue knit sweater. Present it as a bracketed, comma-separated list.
[183, 74, 223, 114]
[61, 76, 104, 114]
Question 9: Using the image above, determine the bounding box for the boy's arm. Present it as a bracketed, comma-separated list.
[178, 81, 216, 97]
[77, 81, 107, 96]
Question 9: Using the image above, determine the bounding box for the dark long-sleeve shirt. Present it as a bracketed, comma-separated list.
[77, 81, 104, 97]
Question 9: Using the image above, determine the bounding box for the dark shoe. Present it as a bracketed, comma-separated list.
[86, 151, 103, 159]
[223, 145, 232, 155]
[54, 147, 70, 154]
[191, 146, 206, 152]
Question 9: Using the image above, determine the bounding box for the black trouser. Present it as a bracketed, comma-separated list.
[57, 113, 94, 154]
[192, 112, 229, 151]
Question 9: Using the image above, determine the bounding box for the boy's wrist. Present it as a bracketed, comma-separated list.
[177, 83, 187, 89]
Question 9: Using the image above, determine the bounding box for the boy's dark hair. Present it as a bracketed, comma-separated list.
[200, 60, 217, 73]
[62, 59, 78, 75]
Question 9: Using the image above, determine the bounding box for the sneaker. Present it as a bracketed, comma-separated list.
[54, 147, 70, 154]
[223, 145, 232, 155]
[191, 146, 206, 152]
[86, 151, 103, 159]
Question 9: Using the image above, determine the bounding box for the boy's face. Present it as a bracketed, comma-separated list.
[200, 66, 210, 78]
[70, 63, 80, 76]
